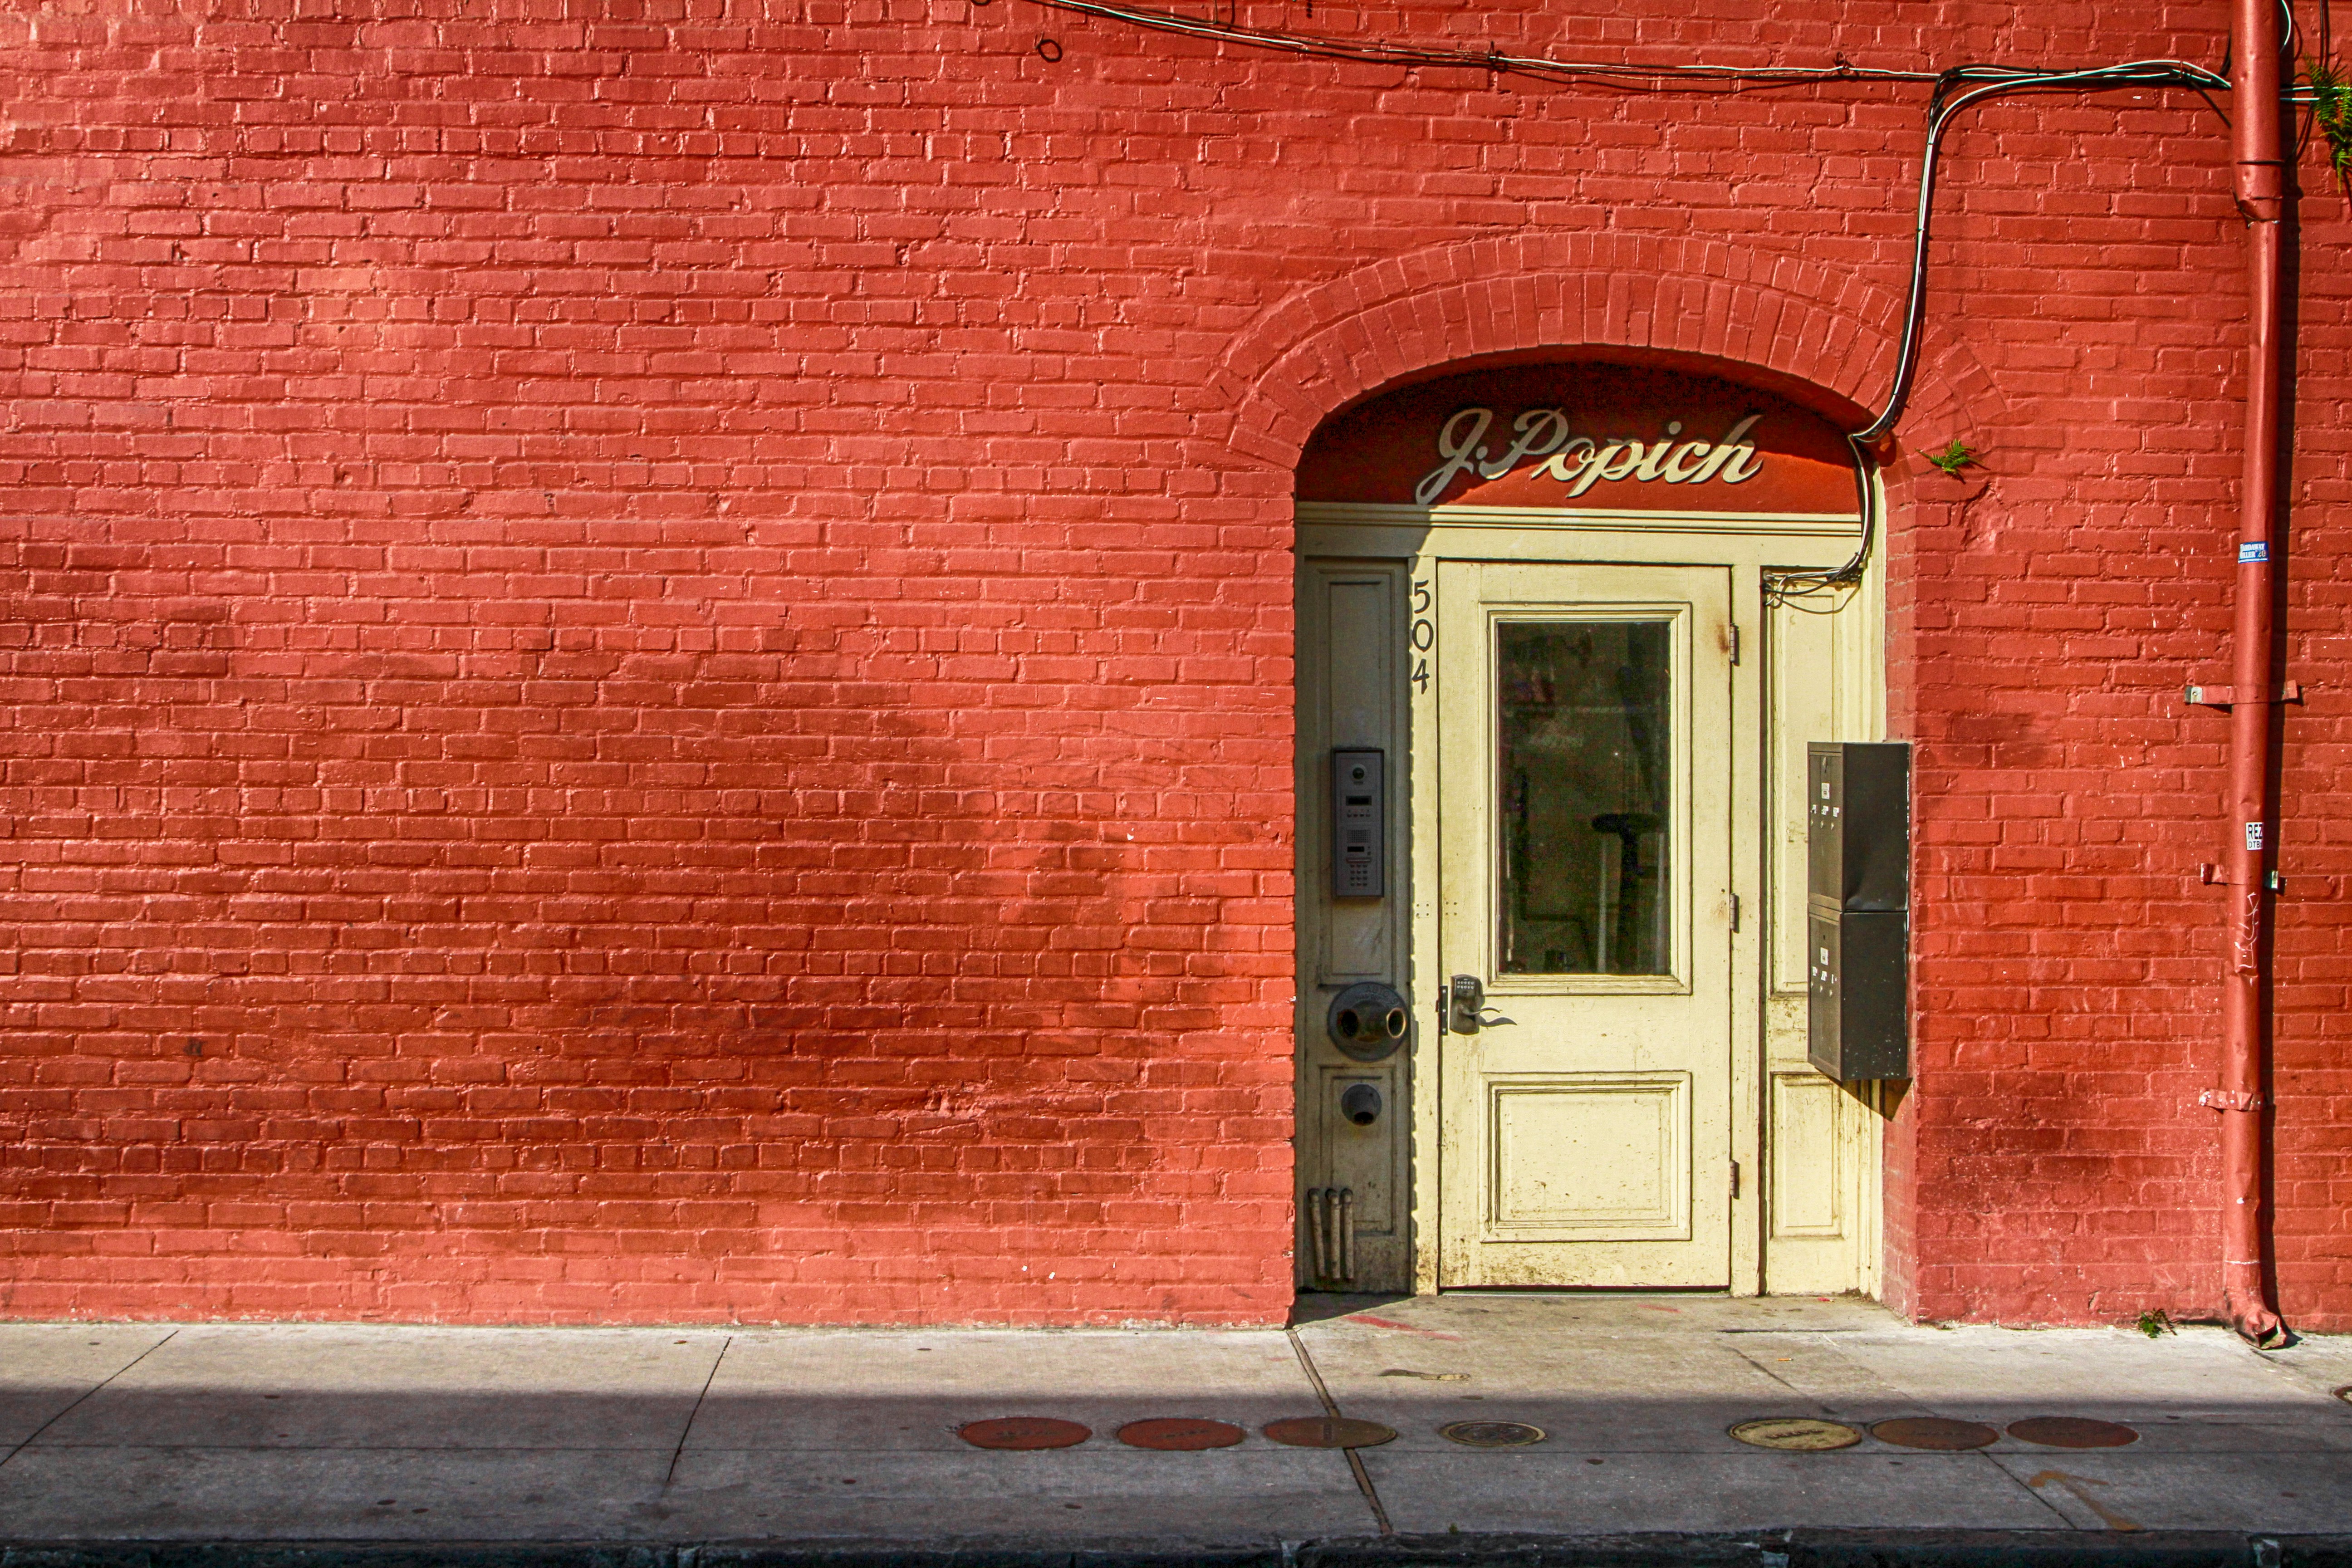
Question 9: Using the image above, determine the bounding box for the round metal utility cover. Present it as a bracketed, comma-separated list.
[1728, 1417, 1863, 1452]
[1117, 1417, 1245, 1451]
[1438, 1420, 1546, 1449]
[2007, 1416, 2138, 1449]
[1327, 982, 1410, 1062]
[1870, 1417, 1998, 1451]
[959, 1417, 1091, 1450]
[1263, 1416, 1398, 1449]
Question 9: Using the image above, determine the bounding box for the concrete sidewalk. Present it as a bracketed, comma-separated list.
[4, 1294, 2350, 1559]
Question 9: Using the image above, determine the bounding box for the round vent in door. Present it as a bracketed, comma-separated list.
[1326, 982, 1409, 1061]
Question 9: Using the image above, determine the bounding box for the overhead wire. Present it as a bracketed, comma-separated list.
[1020, 0, 1944, 84]
[1775, 59, 2229, 599]
[1002, 0, 2236, 599]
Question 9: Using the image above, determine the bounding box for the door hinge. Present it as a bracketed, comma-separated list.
[1730, 892, 1741, 932]
[1728, 624, 1742, 666]
[1730, 1160, 1742, 1199]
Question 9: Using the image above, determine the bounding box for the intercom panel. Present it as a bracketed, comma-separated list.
[1331, 749, 1386, 899]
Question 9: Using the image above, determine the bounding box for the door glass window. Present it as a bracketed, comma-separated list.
[1497, 620, 1672, 975]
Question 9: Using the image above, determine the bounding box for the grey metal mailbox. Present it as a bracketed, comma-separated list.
[1807, 742, 1910, 1081]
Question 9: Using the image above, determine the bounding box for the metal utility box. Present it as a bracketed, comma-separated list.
[1807, 905, 1909, 1082]
[1808, 742, 1909, 911]
[1807, 742, 1910, 1081]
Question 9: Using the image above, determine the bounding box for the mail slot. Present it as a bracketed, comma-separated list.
[1808, 903, 1908, 1082]
[1808, 741, 1909, 912]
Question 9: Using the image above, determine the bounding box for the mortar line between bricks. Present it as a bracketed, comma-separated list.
[1286, 1327, 1391, 1538]
[662, 1333, 733, 1491]
[0, 1328, 179, 1473]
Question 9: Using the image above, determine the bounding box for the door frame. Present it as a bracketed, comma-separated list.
[1295, 498, 1886, 1299]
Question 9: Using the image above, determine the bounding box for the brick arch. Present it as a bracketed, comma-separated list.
[1211, 231, 2003, 471]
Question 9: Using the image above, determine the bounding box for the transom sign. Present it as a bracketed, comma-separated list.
[1297, 363, 1861, 516]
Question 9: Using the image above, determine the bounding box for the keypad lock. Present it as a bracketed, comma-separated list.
[1446, 973, 1514, 1034]
[1448, 974, 1485, 1033]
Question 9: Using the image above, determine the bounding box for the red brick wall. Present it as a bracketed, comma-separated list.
[1886, 52, 2352, 1332]
[0, 0, 2345, 1327]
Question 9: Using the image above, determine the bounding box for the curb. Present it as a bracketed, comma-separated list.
[4, 1535, 2351, 1568]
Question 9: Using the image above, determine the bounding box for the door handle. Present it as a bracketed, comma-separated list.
[1448, 974, 1516, 1033]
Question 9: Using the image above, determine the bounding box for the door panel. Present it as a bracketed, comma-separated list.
[1486, 1072, 1690, 1237]
[1293, 560, 1414, 1293]
[1769, 1069, 1844, 1238]
[1436, 560, 1735, 1288]
[1760, 582, 1884, 1294]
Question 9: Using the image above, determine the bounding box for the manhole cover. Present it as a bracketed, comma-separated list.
[1871, 1417, 1998, 1451]
[1263, 1416, 1397, 1449]
[1439, 1420, 1546, 1448]
[1729, 1417, 1863, 1451]
[959, 1416, 1091, 1450]
[1117, 1417, 1245, 1450]
[2007, 1416, 2138, 1449]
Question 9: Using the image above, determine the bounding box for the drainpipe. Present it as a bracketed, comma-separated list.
[2213, 0, 2287, 1347]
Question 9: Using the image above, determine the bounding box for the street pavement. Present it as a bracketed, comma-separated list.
[3, 1294, 2350, 1558]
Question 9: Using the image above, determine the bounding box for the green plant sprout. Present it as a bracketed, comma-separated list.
[2137, 1308, 2176, 1339]
[1925, 439, 1982, 476]
[2310, 60, 2352, 179]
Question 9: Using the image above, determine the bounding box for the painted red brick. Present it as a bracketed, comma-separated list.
[0, 0, 2347, 1328]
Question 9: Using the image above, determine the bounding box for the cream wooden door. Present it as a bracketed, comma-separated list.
[1435, 560, 1736, 1287]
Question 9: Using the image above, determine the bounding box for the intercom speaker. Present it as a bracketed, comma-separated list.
[1329, 749, 1387, 899]
[1326, 981, 1410, 1061]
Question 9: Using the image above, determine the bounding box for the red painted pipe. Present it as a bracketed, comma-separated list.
[2218, 0, 2286, 1347]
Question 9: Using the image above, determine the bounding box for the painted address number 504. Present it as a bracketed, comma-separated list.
[1409, 578, 1434, 694]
